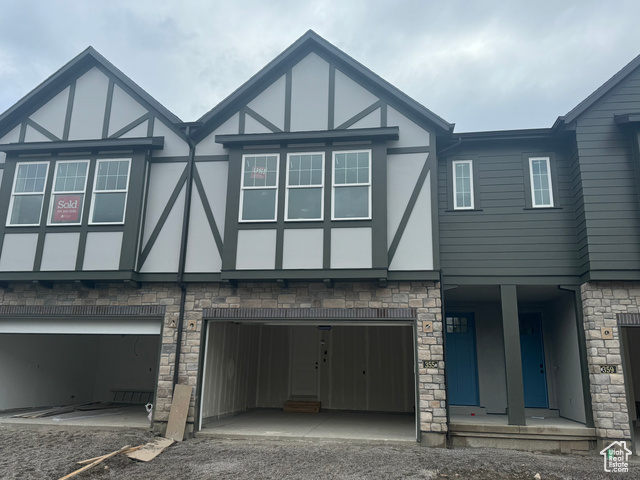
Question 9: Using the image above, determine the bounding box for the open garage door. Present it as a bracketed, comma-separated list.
[0, 314, 162, 426]
[199, 320, 417, 442]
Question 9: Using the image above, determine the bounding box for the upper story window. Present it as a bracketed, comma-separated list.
[452, 160, 474, 210]
[7, 162, 49, 226]
[89, 159, 131, 224]
[529, 157, 553, 207]
[48, 160, 89, 225]
[332, 150, 371, 220]
[240, 154, 279, 222]
[286, 152, 324, 221]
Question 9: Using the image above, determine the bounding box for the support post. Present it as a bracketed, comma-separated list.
[500, 284, 526, 426]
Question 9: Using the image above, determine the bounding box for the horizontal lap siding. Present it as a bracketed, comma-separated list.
[438, 144, 579, 278]
[576, 66, 640, 273]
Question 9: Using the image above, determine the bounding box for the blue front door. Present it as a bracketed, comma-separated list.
[445, 313, 479, 406]
[519, 313, 548, 408]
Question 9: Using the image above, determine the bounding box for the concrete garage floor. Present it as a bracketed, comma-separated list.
[0, 405, 150, 429]
[200, 409, 417, 443]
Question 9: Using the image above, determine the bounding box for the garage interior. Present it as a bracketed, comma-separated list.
[0, 325, 161, 428]
[199, 321, 417, 441]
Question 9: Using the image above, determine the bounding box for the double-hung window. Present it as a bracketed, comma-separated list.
[8, 162, 49, 226]
[48, 160, 89, 225]
[332, 150, 371, 220]
[240, 154, 279, 221]
[452, 160, 474, 210]
[529, 157, 553, 207]
[286, 152, 324, 221]
[89, 158, 131, 224]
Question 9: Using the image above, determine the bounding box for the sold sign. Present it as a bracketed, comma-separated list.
[53, 194, 82, 222]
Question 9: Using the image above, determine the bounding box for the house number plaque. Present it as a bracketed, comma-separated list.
[423, 360, 438, 369]
[600, 365, 617, 374]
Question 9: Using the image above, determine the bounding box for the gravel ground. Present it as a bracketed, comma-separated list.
[0, 425, 638, 479]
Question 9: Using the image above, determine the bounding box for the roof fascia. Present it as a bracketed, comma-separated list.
[564, 52, 640, 124]
[193, 30, 453, 142]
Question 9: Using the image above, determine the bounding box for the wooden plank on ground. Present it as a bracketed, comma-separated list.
[164, 384, 192, 442]
[59, 445, 130, 480]
[126, 437, 174, 462]
[77, 445, 143, 465]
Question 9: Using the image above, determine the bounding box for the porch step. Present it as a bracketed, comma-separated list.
[449, 406, 487, 416]
[283, 400, 321, 413]
[449, 417, 596, 454]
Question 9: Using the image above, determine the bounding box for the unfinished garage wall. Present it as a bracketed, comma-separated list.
[327, 326, 414, 412]
[201, 322, 259, 420]
[545, 295, 586, 423]
[255, 325, 291, 408]
[91, 335, 160, 402]
[0, 334, 98, 410]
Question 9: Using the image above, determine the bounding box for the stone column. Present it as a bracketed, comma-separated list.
[581, 281, 632, 446]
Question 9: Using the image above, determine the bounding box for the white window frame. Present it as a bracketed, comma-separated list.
[285, 152, 324, 222]
[529, 157, 554, 208]
[47, 159, 90, 226]
[331, 149, 372, 221]
[7, 161, 50, 227]
[88, 158, 132, 225]
[452, 160, 474, 210]
[239, 153, 280, 223]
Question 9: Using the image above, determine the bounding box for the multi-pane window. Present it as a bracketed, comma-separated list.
[332, 150, 371, 220]
[529, 157, 553, 207]
[286, 153, 324, 220]
[48, 160, 89, 225]
[240, 154, 279, 221]
[446, 316, 468, 334]
[7, 162, 49, 226]
[90, 159, 131, 224]
[452, 160, 473, 210]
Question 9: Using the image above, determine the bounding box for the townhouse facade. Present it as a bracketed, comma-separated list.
[0, 31, 638, 453]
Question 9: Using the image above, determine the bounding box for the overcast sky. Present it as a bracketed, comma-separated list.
[2, 1, 640, 133]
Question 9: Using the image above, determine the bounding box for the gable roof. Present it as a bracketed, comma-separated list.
[194, 30, 453, 141]
[0, 46, 182, 139]
[561, 52, 640, 125]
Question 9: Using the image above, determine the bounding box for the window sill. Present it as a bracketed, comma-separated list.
[523, 206, 562, 210]
[444, 208, 484, 212]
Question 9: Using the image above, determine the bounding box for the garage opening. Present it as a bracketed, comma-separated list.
[622, 326, 640, 455]
[0, 314, 162, 428]
[199, 321, 417, 442]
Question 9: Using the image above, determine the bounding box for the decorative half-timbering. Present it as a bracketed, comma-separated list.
[0, 47, 190, 281]
[191, 31, 450, 282]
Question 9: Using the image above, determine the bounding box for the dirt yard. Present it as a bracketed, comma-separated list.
[0, 425, 637, 479]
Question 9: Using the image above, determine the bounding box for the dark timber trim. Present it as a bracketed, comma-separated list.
[284, 70, 292, 132]
[371, 140, 388, 269]
[328, 64, 335, 130]
[388, 152, 430, 265]
[203, 307, 416, 320]
[192, 165, 224, 256]
[221, 268, 388, 281]
[102, 79, 115, 139]
[245, 107, 283, 133]
[0, 137, 164, 154]
[500, 284, 526, 426]
[216, 126, 399, 148]
[25, 119, 60, 142]
[108, 113, 150, 139]
[138, 165, 188, 269]
[335, 101, 382, 130]
[62, 80, 76, 141]
[75, 159, 97, 270]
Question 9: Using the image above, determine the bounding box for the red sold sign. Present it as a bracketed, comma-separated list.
[53, 195, 82, 222]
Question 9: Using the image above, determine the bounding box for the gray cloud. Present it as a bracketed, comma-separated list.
[2, 0, 640, 132]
